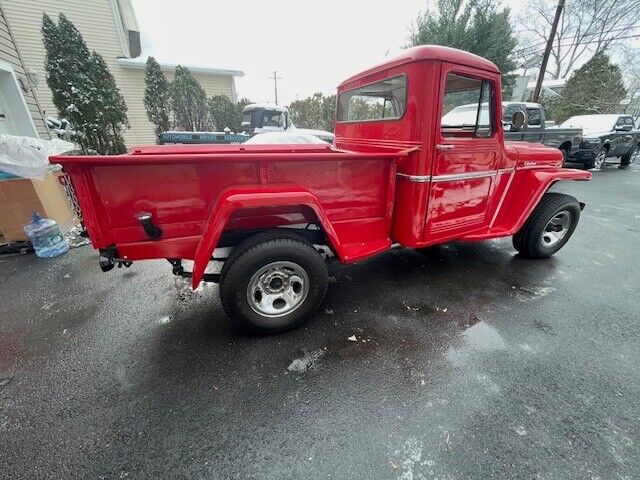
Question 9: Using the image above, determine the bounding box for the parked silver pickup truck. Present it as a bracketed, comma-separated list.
[443, 101, 582, 163]
[502, 102, 582, 163]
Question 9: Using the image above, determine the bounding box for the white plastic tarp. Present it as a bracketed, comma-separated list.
[244, 131, 328, 144]
[0, 134, 74, 180]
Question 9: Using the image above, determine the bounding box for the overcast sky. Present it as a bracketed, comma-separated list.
[131, 0, 525, 104]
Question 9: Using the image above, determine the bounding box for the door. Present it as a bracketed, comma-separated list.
[619, 116, 636, 155]
[0, 91, 16, 134]
[424, 67, 500, 241]
[611, 117, 627, 155]
[523, 107, 544, 143]
[503, 104, 524, 141]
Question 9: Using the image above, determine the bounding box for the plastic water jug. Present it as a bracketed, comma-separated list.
[23, 212, 69, 258]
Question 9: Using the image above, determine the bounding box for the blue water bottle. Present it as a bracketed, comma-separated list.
[23, 212, 70, 258]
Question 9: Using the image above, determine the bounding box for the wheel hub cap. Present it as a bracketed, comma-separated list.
[542, 211, 571, 247]
[247, 261, 309, 317]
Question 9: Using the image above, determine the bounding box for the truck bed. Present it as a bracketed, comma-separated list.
[52, 144, 405, 266]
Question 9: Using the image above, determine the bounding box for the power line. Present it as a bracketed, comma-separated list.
[516, 33, 640, 57]
[515, 24, 640, 55]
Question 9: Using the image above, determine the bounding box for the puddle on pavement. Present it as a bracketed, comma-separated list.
[287, 348, 325, 373]
[446, 321, 507, 367]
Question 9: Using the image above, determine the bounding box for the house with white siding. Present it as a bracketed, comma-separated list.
[0, 3, 49, 139]
[0, 0, 244, 146]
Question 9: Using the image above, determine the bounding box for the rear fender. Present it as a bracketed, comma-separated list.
[191, 185, 341, 288]
[493, 168, 591, 235]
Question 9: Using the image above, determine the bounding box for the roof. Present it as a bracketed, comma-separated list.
[244, 103, 287, 112]
[526, 78, 567, 90]
[503, 101, 542, 109]
[339, 45, 500, 87]
[117, 57, 244, 77]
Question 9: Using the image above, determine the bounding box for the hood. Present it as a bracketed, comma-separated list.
[581, 130, 610, 139]
[294, 128, 335, 140]
[506, 141, 563, 169]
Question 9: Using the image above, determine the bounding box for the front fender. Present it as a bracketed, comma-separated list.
[489, 167, 591, 236]
[191, 184, 341, 288]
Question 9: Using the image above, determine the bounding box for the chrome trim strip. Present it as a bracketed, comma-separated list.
[431, 171, 496, 182]
[490, 168, 516, 227]
[518, 164, 552, 170]
[396, 173, 432, 183]
[398, 168, 516, 183]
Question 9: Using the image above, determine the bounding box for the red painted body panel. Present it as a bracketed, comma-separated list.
[51, 46, 591, 286]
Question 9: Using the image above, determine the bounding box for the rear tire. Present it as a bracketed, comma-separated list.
[219, 231, 328, 334]
[512, 193, 581, 259]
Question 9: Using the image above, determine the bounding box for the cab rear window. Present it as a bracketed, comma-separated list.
[337, 75, 406, 122]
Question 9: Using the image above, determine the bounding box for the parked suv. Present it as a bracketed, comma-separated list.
[561, 114, 640, 169]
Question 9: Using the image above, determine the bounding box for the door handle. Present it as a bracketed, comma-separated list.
[436, 144, 455, 151]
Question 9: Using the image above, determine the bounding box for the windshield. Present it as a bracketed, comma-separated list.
[560, 115, 617, 135]
[240, 112, 252, 130]
[261, 111, 286, 128]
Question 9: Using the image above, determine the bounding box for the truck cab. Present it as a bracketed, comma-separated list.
[241, 104, 290, 133]
[241, 104, 335, 143]
[335, 46, 587, 247]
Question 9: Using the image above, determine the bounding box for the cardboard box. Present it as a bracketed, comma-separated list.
[0, 172, 74, 242]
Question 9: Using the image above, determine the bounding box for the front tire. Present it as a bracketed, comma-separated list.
[512, 193, 581, 259]
[219, 231, 328, 334]
[559, 146, 569, 167]
[585, 147, 606, 170]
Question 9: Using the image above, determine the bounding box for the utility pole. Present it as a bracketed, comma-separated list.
[532, 0, 564, 102]
[268, 70, 282, 105]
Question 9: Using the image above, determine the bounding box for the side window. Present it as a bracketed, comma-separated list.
[615, 117, 625, 128]
[337, 75, 406, 122]
[441, 73, 494, 138]
[624, 117, 634, 127]
[526, 108, 541, 126]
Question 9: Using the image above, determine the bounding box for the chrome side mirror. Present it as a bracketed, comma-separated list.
[510, 110, 526, 133]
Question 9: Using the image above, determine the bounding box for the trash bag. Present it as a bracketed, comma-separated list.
[0, 134, 75, 180]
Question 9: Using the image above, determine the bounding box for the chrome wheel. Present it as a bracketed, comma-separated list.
[542, 211, 572, 247]
[592, 149, 606, 170]
[246, 261, 309, 318]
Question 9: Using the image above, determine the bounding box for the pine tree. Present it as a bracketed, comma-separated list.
[42, 13, 128, 154]
[208, 94, 236, 131]
[89, 52, 129, 154]
[170, 66, 210, 131]
[144, 57, 171, 137]
[554, 52, 627, 123]
[410, 0, 517, 91]
[207, 96, 251, 132]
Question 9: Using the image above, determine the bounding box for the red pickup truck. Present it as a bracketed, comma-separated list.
[52, 46, 591, 333]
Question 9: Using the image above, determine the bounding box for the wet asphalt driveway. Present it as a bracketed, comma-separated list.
[1, 163, 639, 479]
